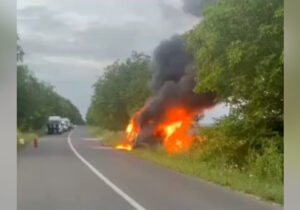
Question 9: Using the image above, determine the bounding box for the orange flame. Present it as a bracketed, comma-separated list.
[154, 107, 194, 154]
[115, 143, 132, 151]
[125, 118, 139, 144]
[116, 105, 198, 154]
[115, 105, 145, 151]
[164, 122, 182, 139]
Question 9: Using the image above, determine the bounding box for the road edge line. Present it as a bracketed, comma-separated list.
[67, 130, 146, 210]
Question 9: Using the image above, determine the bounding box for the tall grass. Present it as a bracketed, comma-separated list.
[88, 126, 283, 204]
[133, 137, 283, 203]
[17, 129, 39, 148]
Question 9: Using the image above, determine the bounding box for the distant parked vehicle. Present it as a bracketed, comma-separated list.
[47, 116, 64, 134]
[61, 121, 67, 132]
[61, 118, 71, 131]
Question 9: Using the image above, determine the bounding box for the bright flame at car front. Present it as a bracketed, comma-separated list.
[115, 143, 132, 151]
[115, 104, 204, 154]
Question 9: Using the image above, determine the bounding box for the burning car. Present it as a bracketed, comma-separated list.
[116, 36, 216, 153]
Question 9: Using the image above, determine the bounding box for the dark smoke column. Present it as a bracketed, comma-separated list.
[136, 36, 216, 145]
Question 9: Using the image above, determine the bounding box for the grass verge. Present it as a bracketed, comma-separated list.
[88, 126, 125, 146]
[132, 146, 283, 204]
[17, 129, 40, 149]
[88, 126, 283, 204]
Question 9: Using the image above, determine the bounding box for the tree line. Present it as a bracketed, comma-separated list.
[17, 65, 84, 131]
[88, 0, 283, 139]
[86, 52, 151, 130]
[87, 0, 283, 202]
[186, 0, 283, 149]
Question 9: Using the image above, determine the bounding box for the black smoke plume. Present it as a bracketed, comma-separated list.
[135, 35, 216, 144]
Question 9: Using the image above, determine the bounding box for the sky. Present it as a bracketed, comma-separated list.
[17, 0, 228, 123]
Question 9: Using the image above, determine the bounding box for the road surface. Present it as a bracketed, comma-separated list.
[18, 126, 282, 210]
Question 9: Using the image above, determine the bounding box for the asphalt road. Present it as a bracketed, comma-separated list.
[18, 126, 282, 210]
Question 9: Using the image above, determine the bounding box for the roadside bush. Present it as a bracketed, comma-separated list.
[195, 126, 248, 167]
[132, 131, 283, 203]
[17, 129, 39, 148]
[248, 142, 283, 184]
[195, 120, 283, 185]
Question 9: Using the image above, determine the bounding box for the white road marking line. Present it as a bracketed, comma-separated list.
[68, 131, 146, 210]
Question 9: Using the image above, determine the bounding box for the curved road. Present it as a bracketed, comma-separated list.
[18, 126, 282, 210]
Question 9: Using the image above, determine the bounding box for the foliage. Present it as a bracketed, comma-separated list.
[89, 122, 283, 203]
[17, 65, 84, 131]
[197, 125, 282, 177]
[184, 2, 284, 201]
[86, 52, 152, 130]
[186, 0, 283, 138]
[133, 132, 283, 203]
[87, 0, 284, 203]
[17, 129, 40, 148]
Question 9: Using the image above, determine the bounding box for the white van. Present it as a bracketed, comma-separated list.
[62, 118, 71, 131]
[47, 116, 64, 134]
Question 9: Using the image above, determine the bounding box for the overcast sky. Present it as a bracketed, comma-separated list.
[17, 0, 228, 123]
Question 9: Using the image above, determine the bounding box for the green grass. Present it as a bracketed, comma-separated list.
[132, 145, 283, 204]
[88, 126, 283, 204]
[17, 130, 40, 149]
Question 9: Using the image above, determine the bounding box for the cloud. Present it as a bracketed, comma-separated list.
[17, 0, 229, 121]
[28, 56, 103, 118]
[18, 5, 197, 61]
[182, 0, 217, 17]
[17, 1, 198, 117]
[18, 6, 71, 36]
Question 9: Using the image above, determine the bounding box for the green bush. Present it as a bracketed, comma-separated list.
[197, 122, 283, 174]
[133, 135, 283, 203]
[89, 121, 283, 203]
[248, 142, 283, 184]
[17, 129, 39, 148]
[86, 52, 151, 130]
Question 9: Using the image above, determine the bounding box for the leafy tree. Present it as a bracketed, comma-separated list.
[186, 0, 283, 139]
[87, 52, 151, 130]
[17, 65, 84, 131]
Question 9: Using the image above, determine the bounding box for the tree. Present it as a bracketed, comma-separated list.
[87, 52, 152, 130]
[186, 0, 283, 137]
[17, 35, 84, 131]
[17, 65, 84, 131]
